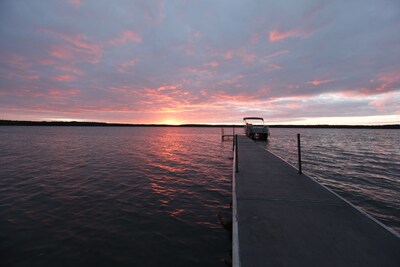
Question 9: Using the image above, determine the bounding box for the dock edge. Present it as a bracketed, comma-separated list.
[232, 142, 241, 267]
[263, 147, 400, 239]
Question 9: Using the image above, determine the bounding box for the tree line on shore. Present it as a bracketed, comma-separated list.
[1, 120, 399, 129]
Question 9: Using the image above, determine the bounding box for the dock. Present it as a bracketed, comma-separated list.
[232, 135, 400, 267]
[221, 127, 236, 141]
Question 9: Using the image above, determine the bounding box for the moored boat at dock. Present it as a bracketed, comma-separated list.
[243, 117, 270, 140]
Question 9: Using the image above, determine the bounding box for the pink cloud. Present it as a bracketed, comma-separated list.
[179, 43, 195, 55]
[50, 46, 72, 59]
[205, 60, 219, 68]
[269, 30, 301, 43]
[224, 50, 233, 60]
[368, 92, 400, 113]
[68, 0, 81, 8]
[42, 29, 103, 63]
[156, 85, 180, 91]
[212, 91, 257, 102]
[118, 58, 137, 73]
[375, 72, 399, 91]
[306, 79, 334, 86]
[2, 2, 398, 125]
[23, 74, 40, 80]
[283, 103, 304, 109]
[182, 67, 214, 77]
[369, 98, 387, 110]
[263, 50, 289, 60]
[359, 70, 400, 95]
[6, 88, 81, 99]
[212, 48, 259, 63]
[219, 48, 257, 63]
[47, 88, 80, 97]
[179, 31, 201, 55]
[235, 49, 257, 63]
[270, 95, 313, 102]
[265, 64, 282, 72]
[192, 31, 201, 38]
[57, 33, 99, 52]
[2, 53, 31, 69]
[257, 87, 270, 96]
[217, 74, 245, 86]
[37, 59, 57, 66]
[1, 53, 40, 81]
[56, 65, 84, 75]
[108, 31, 142, 45]
[52, 74, 77, 82]
[136, 84, 204, 114]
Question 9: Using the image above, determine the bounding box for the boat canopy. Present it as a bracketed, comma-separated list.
[243, 117, 264, 121]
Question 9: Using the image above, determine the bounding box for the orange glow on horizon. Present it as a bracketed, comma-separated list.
[161, 118, 182, 125]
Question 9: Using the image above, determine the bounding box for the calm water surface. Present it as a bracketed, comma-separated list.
[0, 127, 233, 266]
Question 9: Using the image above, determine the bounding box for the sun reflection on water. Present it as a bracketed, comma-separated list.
[146, 128, 196, 218]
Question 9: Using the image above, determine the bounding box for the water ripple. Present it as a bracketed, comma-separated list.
[0, 126, 232, 266]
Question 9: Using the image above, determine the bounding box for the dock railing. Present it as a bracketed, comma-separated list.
[236, 132, 303, 174]
[221, 127, 236, 141]
[297, 133, 302, 174]
[235, 134, 238, 173]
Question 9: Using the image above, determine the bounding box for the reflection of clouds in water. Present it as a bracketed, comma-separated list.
[141, 127, 232, 222]
[169, 209, 185, 217]
[0, 127, 233, 266]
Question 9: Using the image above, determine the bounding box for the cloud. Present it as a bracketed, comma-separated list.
[369, 92, 400, 113]
[204, 60, 219, 68]
[375, 71, 400, 92]
[224, 50, 233, 60]
[1, 0, 399, 124]
[179, 31, 202, 55]
[118, 58, 137, 73]
[47, 88, 80, 98]
[306, 79, 334, 86]
[55, 65, 84, 75]
[0, 53, 39, 81]
[41, 29, 103, 63]
[51, 74, 77, 82]
[68, 0, 81, 8]
[269, 30, 301, 43]
[108, 31, 142, 45]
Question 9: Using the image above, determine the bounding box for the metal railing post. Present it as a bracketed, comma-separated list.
[232, 132, 235, 151]
[235, 134, 239, 173]
[297, 133, 302, 174]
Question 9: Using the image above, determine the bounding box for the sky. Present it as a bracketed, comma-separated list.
[0, 0, 399, 125]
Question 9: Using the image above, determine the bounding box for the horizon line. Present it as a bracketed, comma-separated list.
[1, 119, 399, 129]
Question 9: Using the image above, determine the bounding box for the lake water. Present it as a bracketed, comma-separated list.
[0, 127, 233, 266]
[0, 126, 399, 266]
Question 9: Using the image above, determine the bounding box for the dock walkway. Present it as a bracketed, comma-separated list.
[233, 135, 400, 267]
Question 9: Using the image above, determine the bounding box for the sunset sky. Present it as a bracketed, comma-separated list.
[1, 0, 399, 125]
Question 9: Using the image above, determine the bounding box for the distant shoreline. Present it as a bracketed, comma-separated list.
[1, 120, 399, 129]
